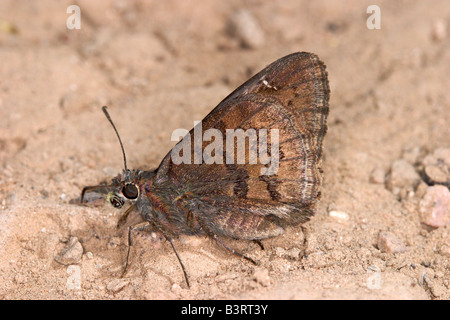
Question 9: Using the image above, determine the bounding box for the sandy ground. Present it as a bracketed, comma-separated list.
[0, 0, 449, 300]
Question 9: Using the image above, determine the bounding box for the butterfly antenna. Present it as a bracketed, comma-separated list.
[102, 106, 128, 172]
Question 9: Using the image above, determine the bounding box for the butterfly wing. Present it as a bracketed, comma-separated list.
[155, 52, 329, 240]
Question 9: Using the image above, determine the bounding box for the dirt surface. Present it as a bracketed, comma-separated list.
[0, 0, 449, 300]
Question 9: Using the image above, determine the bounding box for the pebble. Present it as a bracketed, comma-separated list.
[55, 237, 83, 265]
[106, 279, 128, 293]
[431, 19, 447, 41]
[253, 268, 271, 287]
[228, 10, 265, 49]
[329, 210, 350, 223]
[377, 231, 408, 253]
[422, 148, 450, 187]
[369, 167, 386, 184]
[419, 185, 450, 228]
[386, 159, 421, 195]
[414, 181, 429, 199]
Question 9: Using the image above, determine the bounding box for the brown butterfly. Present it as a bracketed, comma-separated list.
[81, 52, 330, 288]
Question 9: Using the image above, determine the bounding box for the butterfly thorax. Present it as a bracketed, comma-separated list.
[136, 173, 204, 237]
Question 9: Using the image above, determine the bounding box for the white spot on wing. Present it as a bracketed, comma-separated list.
[262, 79, 278, 90]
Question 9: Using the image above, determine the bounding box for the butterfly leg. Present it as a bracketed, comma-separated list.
[161, 233, 190, 288]
[121, 220, 190, 288]
[116, 203, 136, 229]
[213, 235, 258, 265]
[253, 239, 265, 251]
[121, 221, 150, 278]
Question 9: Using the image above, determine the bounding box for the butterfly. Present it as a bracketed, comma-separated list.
[81, 52, 330, 288]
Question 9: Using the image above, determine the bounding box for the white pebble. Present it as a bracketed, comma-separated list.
[329, 210, 350, 223]
[228, 10, 265, 49]
[431, 19, 447, 41]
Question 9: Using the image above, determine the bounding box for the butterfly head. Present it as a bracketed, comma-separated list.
[81, 107, 146, 209]
[104, 169, 141, 209]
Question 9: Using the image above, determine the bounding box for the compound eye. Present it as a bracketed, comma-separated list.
[106, 192, 125, 209]
[122, 183, 139, 199]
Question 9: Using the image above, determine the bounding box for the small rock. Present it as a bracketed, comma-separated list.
[431, 19, 447, 41]
[422, 148, 450, 187]
[253, 268, 270, 287]
[370, 167, 386, 184]
[377, 231, 408, 253]
[228, 10, 265, 49]
[55, 237, 83, 265]
[415, 181, 429, 199]
[329, 210, 350, 223]
[424, 165, 448, 185]
[106, 279, 128, 293]
[386, 159, 421, 195]
[419, 185, 450, 228]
